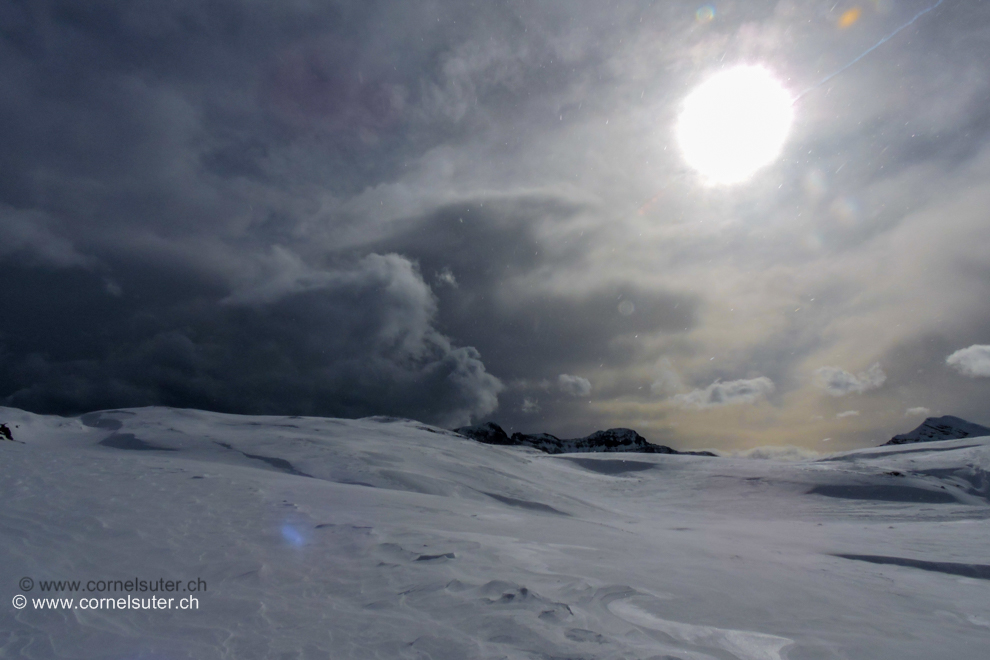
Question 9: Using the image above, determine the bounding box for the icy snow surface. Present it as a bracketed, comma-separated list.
[1, 406, 989, 659]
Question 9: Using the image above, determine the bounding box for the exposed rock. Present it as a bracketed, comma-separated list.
[454, 422, 514, 445]
[884, 415, 990, 446]
[455, 423, 716, 456]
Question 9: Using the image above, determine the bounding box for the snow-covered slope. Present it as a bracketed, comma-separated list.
[884, 415, 990, 445]
[1, 406, 989, 659]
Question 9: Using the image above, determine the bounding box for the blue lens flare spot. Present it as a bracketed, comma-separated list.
[281, 524, 306, 547]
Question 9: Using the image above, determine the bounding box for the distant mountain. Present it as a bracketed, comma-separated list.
[454, 422, 717, 456]
[884, 415, 990, 445]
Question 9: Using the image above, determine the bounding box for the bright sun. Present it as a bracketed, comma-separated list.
[676, 66, 794, 185]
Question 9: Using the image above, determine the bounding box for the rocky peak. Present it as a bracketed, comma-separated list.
[454, 423, 716, 456]
[884, 415, 990, 445]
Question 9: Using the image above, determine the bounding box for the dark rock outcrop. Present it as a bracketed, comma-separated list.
[456, 421, 514, 445]
[884, 415, 990, 446]
[454, 423, 716, 456]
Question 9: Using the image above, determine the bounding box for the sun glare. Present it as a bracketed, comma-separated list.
[676, 66, 794, 185]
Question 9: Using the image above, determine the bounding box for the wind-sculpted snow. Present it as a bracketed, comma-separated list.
[1, 406, 989, 659]
[607, 599, 794, 660]
[833, 554, 990, 581]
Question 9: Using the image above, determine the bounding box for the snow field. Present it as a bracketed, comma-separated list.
[1, 407, 989, 659]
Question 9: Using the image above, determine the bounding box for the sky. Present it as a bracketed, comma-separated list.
[1, 0, 989, 450]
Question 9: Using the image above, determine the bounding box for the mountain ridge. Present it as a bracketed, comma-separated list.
[455, 421, 717, 456]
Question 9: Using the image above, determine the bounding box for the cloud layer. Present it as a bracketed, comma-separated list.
[671, 377, 775, 410]
[814, 364, 887, 397]
[2, 2, 990, 445]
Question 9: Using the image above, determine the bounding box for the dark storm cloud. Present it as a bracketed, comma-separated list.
[0, 205, 93, 268]
[0, 251, 501, 426]
[0, 0, 580, 425]
[0, 0, 554, 423]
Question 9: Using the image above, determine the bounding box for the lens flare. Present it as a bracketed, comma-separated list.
[830, 196, 861, 224]
[281, 524, 306, 547]
[838, 7, 862, 29]
[696, 5, 716, 23]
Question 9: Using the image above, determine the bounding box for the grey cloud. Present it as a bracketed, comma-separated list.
[836, 410, 860, 418]
[814, 363, 886, 397]
[421, 33, 527, 124]
[946, 344, 990, 378]
[370, 198, 700, 384]
[0, 205, 94, 268]
[671, 377, 775, 410]
[558, 374, 591, 397]
[521, 397, 540, 414]
[906, 407, 931, 416]
[221, 246, 352, 306]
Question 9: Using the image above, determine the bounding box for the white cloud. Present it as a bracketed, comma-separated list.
[814, 363, 886, 396]
[521, 397, 540, 413]
[946, 344, 990, 378]
[557, 374, 592, 397]
[836, 410, 860, 418]
[905, 406, 931, 416]
[434, 267, 458, 288]
[671, 377, 774, 410]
